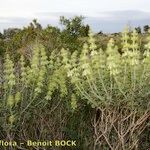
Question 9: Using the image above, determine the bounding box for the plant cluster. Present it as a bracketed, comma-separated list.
[0, 27, 149, 150]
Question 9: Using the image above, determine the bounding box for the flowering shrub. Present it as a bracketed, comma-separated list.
[0, 28, 149, 149]
[63, 28, 150, 149]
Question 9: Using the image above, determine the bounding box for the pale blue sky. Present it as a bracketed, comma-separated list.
[0, 0, 150, 32]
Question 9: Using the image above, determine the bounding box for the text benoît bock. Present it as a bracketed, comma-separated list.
[0, 140, 77, 147]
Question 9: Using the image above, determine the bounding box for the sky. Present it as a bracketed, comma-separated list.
[0, 0, 150, 33]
